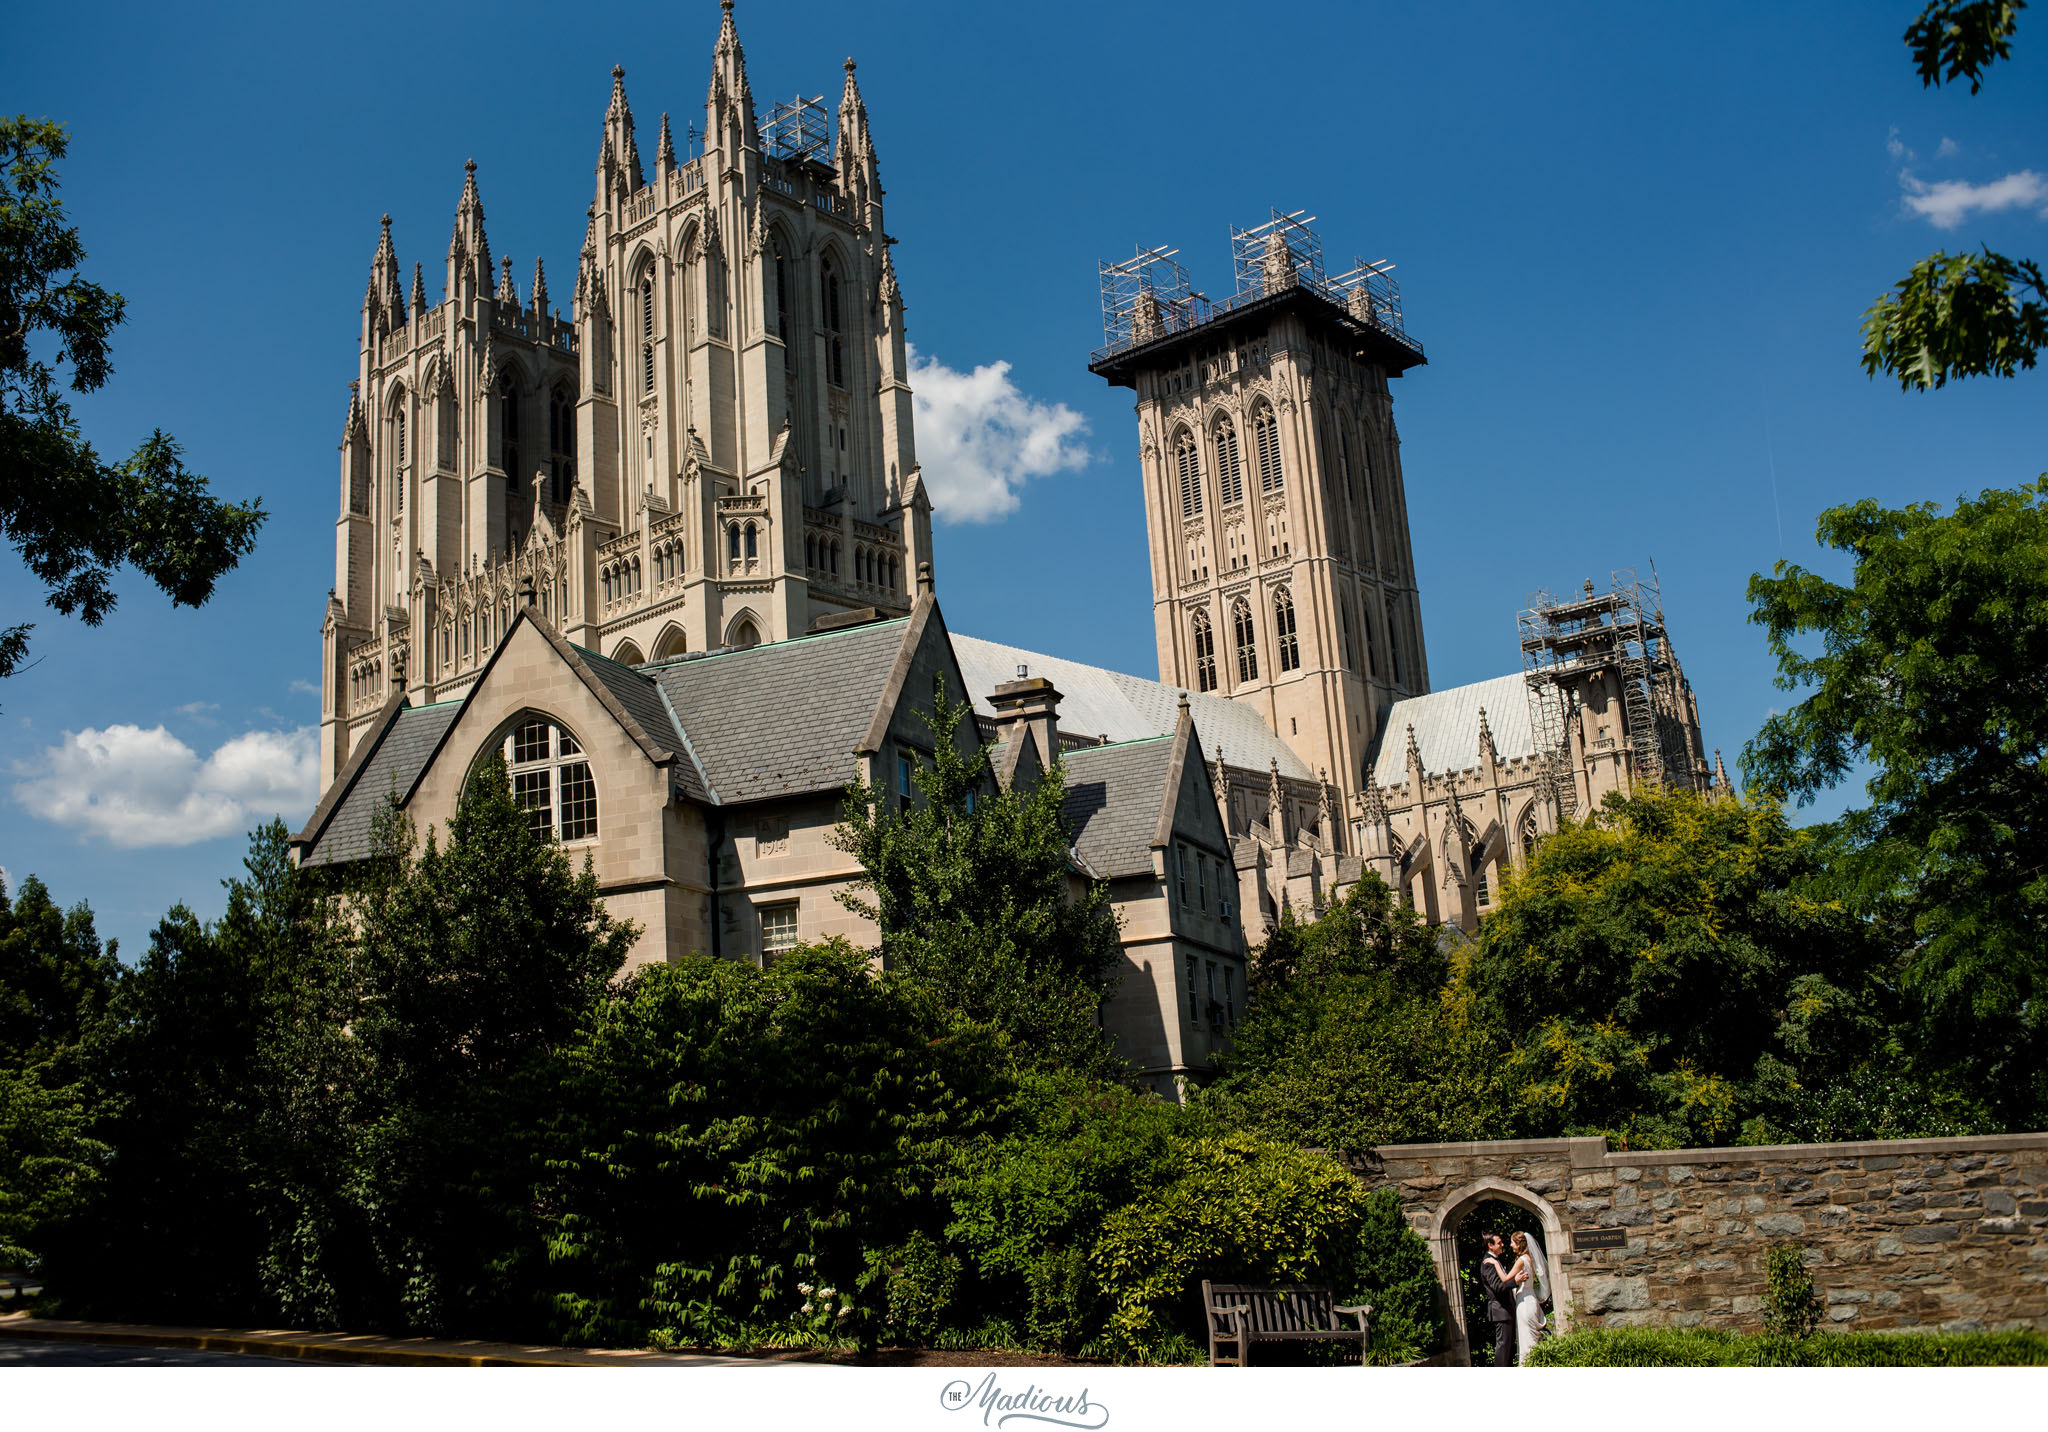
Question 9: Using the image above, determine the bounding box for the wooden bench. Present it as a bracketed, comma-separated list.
[1201, 1281, 1372, 1367]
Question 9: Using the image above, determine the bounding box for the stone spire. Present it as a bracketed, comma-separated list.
[447, 159, 490, 303]
[342, 378, 368, 446]
[1404, 722, 1425, 788]
[1267, 757, 1285, 841]
[368, 214, 404, 332]
[1317, 768, 1334, 849]
[602, 65, 645, 195]
[1476, 706, 1497, 768]
[706, 0, 759, 153]
[531, 256, 548, 319]
[836, 56, 879, 213]
[1360, 776, 1387, 827]
[656, 110, 676, 172]
[498, 254, 517, 308]
[410, 261, 426, 318]
[1714, 748, 1732, 793]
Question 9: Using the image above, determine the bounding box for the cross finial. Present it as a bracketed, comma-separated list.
[844, 56, 856, 72]
[613, 63, 625, 80]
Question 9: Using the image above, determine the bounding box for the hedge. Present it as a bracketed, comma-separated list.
[1527, 1327, 2048, 1367]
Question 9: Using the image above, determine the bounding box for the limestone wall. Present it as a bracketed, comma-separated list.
[1348, 1132, 2048, 1360]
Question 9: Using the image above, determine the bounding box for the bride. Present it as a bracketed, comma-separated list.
[1506, 1231, 1549, 1363]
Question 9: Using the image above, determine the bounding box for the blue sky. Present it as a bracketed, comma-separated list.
[3, 1, 2043, 956]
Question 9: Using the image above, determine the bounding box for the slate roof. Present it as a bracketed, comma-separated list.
[951, 634, 1315, 781]
[299, 701, 462, 867]
[644, 617, 911, 805]
[1368, 673, 1536, 788]
[1060, 736, 1175, 878]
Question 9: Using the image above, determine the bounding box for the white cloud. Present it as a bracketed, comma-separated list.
[1937, 137, 1961, 159]
[12, 724, 320, 849]
[1887, 127, 1914, 162]
[1899, 167, 2048, 229]
[289, 678, 320, 696]
[174, 700, 220, 725]
[908, 344, 1091, 523]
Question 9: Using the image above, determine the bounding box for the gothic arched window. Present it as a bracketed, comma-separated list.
[390, 402, 406, 512]
[1174, 429, 1202, 518]
[548, 387, 575, 502]
[1339, 601, 1356, 670]
[1274, 586, 1300, 672]
[1519, 806, 1539, 864]
[1192, 609, 1218, 693]
[821, 257, 845, 388]
[498, 374, 520, 492]
[1232, 597, 1258, 684]
[1252, 402, 1284, 494]
[773, 242, 792, 364]
[503, 717, 599, 844]
[1214, 418, 1244, 506]
[743, 522, 758, 561]
[727, 523, 741, 567]
[437, 388, 456, 472]
[639, 273, 656, 393]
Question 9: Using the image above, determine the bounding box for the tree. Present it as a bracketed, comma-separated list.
[0, 873, 118, 1074]
[1, 117, 264, 684]
[1744, 481, 2048, 1126]
[833, 693, 1123, 1075]
[1862, 3, 2042, 389]
[1202, 878, 1516, 1153]
[1458, 788, 1944, 1149]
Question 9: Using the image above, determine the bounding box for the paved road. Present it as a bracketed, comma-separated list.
[0, 1339, 308, 1366]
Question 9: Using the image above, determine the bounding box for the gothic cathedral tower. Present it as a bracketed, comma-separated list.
[322, 0, 932, 783]
[1088, 213, 1430, 817]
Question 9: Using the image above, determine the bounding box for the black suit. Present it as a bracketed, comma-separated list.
[1478, 1256, 1516, 1367]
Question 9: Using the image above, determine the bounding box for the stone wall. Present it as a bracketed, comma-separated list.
[1347, 1132, 2048, 1362]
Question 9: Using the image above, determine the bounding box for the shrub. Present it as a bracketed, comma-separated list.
[1762, 1243, 1821, 1338]
[1528, 1327, 2048, 1367]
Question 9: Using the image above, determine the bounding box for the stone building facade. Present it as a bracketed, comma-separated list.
[1347, 1132, 2048, 1363]
[321, 1, 931, 786]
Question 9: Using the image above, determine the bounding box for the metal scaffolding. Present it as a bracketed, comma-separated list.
[765, 95, 829, 163]
[1093, 210, 1420, 364]
[1519, 567, 1699, 810]
[1096, 245, 1211, 355]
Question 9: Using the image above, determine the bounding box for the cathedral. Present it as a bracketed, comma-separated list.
[295, 2, 1720, 1094]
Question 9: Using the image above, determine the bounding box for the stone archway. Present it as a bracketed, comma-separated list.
[1427, 1177, 1573, 1367]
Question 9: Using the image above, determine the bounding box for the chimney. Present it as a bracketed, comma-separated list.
[988, 675, 1062, 770]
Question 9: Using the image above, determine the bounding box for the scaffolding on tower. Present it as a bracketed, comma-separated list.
[765, 95, 829, 164]
[1519, 567, 1699, 816]
[1095, 245, 1211, 359]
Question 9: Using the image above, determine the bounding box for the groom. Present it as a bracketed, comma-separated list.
[1478, 1233, 1516, 1367]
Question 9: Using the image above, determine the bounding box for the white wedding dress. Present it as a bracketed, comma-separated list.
[1512, 1232, 1549, 1364]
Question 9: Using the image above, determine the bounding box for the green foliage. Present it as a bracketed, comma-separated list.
[1203, 878, 1516, 1152]
[0, 1063, 105, 1272]
[0, 873, 117, 1074]
[0, 117, 263, 684]
[1744, 481, 2048, 1126]
[532, 942, 1005, 1351]
[1461, 787, 1919, 1149]
[1905, 0, 2026, 93]
[1529, 1326, 2048, 1367]
[834, 691, 1123, 1074]
[1761, 1244, 1821, 1338]
[1862, 249, 2048, 390]
[1864, 5, 2038, 391]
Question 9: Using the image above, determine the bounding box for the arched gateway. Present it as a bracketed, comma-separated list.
[1425, 1177, 1573, 1366]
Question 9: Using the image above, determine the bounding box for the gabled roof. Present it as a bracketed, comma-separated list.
[1368, 673, 1536, 788]
[646, 616, 912, 805]
[1060, 736, 1176, 878]
[296, 700, 462, 867]
[951, 634, 1315, 781]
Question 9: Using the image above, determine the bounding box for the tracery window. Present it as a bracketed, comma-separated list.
[773, 244, 792, 366]
[1191, 609, 1218, 693]
[1231, 597, 1258, 684]
[1519, 806, 1539, 864]
[1252, 403, 1283, 494]
[1274, 586, 1300, 672]
[1339, 602, 1355, 669]
[499, 375, 520, 492]
[821, 258, 845, 388]
[640, 274, 656, 393]
[503, 718, 598, 844]
[1214, 418, 1244, 506]
[548, 387, 575, 503]
[1174, 429, 1203, 518]
[437, 389, 457, 471]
